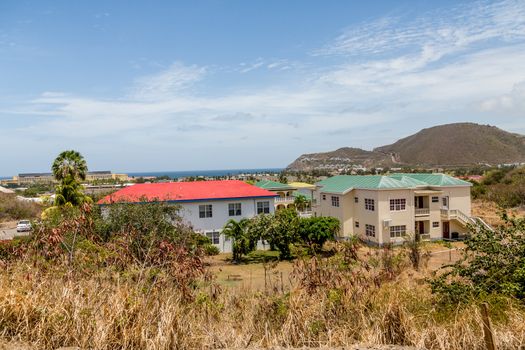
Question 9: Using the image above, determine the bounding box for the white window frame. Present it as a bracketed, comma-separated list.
[257, 201, 270, 214]
[432, 196, 439, 203]
[390, 225, 406, 238]
[365, 198, 375, 211]
[206, 231, 220, 245]
[389, 198, 406, 211]
[331, 196, 340, 207]
[355, 221, 359, 228]
[199, 204, 213, 218]
[432, 221, 440, 228]
[228, 203, 242, 216]
[365, 224, 376, 237]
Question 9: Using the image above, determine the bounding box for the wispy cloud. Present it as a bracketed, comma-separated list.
[130, 62, 207, 101]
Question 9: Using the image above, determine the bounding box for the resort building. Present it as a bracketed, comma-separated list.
[1, 171, 129, 186]
[314, 173, 479, 245]
[98, 180, 277, 252]
[254, 180, 298, 210]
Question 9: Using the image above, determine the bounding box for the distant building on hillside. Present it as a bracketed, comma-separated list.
[314, 173, 487, 245]
[1, 171, 129, 185]
[98, 180, 277, 253]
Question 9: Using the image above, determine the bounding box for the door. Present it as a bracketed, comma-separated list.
[443, 221, 450, 239]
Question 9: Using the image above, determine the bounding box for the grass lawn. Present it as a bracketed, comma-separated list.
[206, 250, 294, 291]
[206, 241, 465, 291]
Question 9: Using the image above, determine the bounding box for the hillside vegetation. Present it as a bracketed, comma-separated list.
[286, 123, 525, 171]
[376, 123, 525, 167]
[0, 194, 42, 222]
[0, 202, 524, 349]
[472, 166, 525, 208]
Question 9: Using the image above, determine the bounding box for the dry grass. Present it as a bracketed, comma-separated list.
[472, 199, 525, 227]
[0, 255, 524, 350]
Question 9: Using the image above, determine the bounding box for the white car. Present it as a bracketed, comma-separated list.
[16, 220, 32, 232]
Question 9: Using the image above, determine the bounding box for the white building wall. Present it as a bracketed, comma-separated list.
[178, 197, 275, 253]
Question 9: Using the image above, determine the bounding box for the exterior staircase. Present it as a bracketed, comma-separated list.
[440, 209, 492, 231]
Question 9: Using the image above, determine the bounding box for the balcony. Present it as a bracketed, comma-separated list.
[275, 196, 295, 203]
[418, 233, 431, 241]
[415, 208, 430, 216]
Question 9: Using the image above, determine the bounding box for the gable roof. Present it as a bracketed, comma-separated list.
[317, 173, 471, 194]
[98, 180, 276, 204]
[254, 179, 297, 191]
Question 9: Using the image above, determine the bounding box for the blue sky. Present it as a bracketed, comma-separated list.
[1, 0, 525, 176]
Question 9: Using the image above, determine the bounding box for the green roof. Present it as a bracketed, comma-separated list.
[317, 173, 471, 194]
[392, 173, 472, 187]
[254, 180, 296, 191]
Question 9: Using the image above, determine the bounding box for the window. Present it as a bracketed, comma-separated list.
[228, 203, 242, 216]
[355, 221, 359, 228]
[432, 196, 439, 203]
[331, 196, 340, 207]
[432, 221, 440, 228]
[390, 225, 406, 238]
[257, 201, 270, 214]
[199, 204, 213, 218]
[322, 194, 326, 200]
[365, 198, 375, 211]
[442, 197, 448, 207]
[206, 231, 220, 245]
[354, 197, 359, 203]
[389, 198, 406, 211]
[365, 224, 376, 237]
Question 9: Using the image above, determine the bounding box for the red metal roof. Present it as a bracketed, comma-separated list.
[97, 180, 277, 204]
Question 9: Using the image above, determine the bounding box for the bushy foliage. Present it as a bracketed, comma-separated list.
[95, 201, 205, 266]
[299, 216, 339, 253]
[430, 214, 525, 303]
[264, 208, 301, 260]
[471, 166, 525, 208]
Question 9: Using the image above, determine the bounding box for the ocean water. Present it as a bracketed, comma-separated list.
[126, 168, 284, 179]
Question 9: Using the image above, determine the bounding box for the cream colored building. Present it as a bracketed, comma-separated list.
[314, 173, 482, 245]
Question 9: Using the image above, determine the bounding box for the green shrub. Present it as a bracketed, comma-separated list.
[203, 244, 220, 256]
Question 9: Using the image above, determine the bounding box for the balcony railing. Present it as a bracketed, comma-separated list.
[418, 233, 431, 241]
[275, 196, 295, 203]
[415, 208, 430, 216]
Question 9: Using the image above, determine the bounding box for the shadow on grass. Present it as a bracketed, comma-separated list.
[226, 250, 281, 265]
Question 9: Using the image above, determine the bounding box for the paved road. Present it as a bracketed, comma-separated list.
[0, 227, 30, 240]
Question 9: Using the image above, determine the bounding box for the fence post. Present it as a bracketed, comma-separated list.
[481, 303, 496, 350]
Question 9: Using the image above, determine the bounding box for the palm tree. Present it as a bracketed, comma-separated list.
[51, 150, 90, 206]
[294, 194, 310, 212]
[52, 150, 88, 182]
[222, 218, 255, 262]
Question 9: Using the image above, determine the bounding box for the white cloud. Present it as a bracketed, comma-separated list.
[130, 62, 206, 101]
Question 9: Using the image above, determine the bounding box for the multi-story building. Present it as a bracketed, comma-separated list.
[3, 171, 129, 185]
[314, 173, 481, 244]
[98, 180, 277, 252]
[254, 180, 298, 210]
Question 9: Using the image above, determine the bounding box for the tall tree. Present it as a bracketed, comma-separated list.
[52, 150, 88, 182]
[51, 150, 90, 206]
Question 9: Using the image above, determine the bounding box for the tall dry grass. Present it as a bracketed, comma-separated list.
[0, 257, 524, 350]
